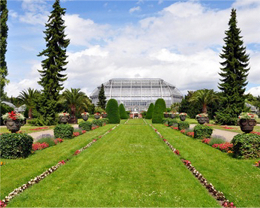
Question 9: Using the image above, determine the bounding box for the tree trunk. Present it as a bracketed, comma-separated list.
[29, 108, 33, 119]
[71, 105, 76, 117]
[202, 104, 207, 113]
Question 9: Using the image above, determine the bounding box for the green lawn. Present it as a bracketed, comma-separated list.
[0, 124, 115, 200]
[152, 122, 260, 207]
[0, 125, 55, 134]
[6, 120, 219, 207]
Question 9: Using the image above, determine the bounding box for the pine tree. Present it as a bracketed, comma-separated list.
[119, 103, 128, 119]
[97, 84, 106, 109]
[152, 98, 166, 123]
[216, 9, 250, 125]
[0, 0, 9, 98]
[106, 99, 120, 124]
[37, 0, 70, 125]
[146, 103, 154, 119]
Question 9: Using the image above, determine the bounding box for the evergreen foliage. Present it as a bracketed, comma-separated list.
[97, 84, 107, 109]
[146, 103, 154, 119]
[37, 0, 70, 125]
[79, 121, 92, 131]
[0, 0, 9, 98]
[54, 124, 73, 139]
[152, 98, 166, 123]
[119, 103, 128, 119]
[194, 125, 213, 139]
[178, 121, 190, 130]
[217, 9, 250, 125]
[106, 99, 120, 124]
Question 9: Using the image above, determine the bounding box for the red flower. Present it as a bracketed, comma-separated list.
[163, 139, 167, 142]
[180, 129, 185, 133]
[184, 160, 191, 166]
[74, 150, 81, 155]
[174, 150, 180, 155]
[82, 130, 86, 133]
[0, 200, 6, 208]
[73, 132, 80, 137]
[59, 160, 65, 165]
[202, 138, 210, 144]
[8, 111, 17, 120]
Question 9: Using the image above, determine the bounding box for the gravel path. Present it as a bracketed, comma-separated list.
[189, 124, 238, 142]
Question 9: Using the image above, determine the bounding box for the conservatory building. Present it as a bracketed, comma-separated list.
[90, 78, 183, 112]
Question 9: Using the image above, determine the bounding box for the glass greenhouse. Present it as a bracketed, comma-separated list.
[90, 78, 183, 112]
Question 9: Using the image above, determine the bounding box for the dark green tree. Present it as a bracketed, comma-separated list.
[37, 0, 70, 125]
[119, 103, 128, 119]
[217, 9, 250, 125]
[146, 103, 154, 119]
[152, 98, 166, 123]
[97, 84, 106, 109]
[106, 99, 120, 124]
[0, 0, 9, 98]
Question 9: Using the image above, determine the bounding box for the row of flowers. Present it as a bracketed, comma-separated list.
[0, 124, 120, 207]
[148, 122, 236, 208]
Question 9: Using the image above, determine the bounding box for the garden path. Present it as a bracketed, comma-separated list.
[29, 124, 79, 142]
[189, 124, 238, 142]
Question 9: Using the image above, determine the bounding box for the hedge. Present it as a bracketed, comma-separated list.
[178, 121, 190, 130]
[106, 99, 120, 124]
[152, 98, 166, 124]
[79, 121, 92, 131]
[54, 124, 74, 139]
[119, 103, 128, 119]
[146, 103, 154, 119]
[194, 125, 213, 139]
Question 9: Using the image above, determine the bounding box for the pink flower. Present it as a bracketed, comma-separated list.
[163, 139, 167, 142]
[73, 132, 80, 137]
[82, 130, 86, 133]
[0, 200, 6, 208]
[59, 160, 65, 165]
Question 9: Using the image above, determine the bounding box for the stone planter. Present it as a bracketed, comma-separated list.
[239, 119, 256, 133]
[82, 115, 89, 121]
[102, 114, 107, 118]
[164, 113, 169, 118]
[4, 119, 24, 133]
[197, 117, 208, 125]
[180, 115, 186, 121]
[59, 116, 69, 124]
[170, 114, 176, 119]
[94, 114, 100, 119]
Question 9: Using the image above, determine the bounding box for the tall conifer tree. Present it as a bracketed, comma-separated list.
[0, 0, 9, 98]
[216, 9, 250, 125]
[36, 0, 70, 125]
[97, 84, 106, 109]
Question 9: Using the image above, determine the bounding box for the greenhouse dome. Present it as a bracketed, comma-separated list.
[90, 78, 183, 112]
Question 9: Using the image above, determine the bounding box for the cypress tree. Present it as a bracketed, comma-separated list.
[97, 84, 106, 109]
[106, 99, 120, 124]
[152, 98, 166, 123]
[0, 0, 9, 98]
[37, 0, 70, 125]
[146, 103, 154, 119]
[216, 9, 250, 125]
[119, 103, 128, 119]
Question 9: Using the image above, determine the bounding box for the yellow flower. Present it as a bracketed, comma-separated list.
[0, 162, 3, 166]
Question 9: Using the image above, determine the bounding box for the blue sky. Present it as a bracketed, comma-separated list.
[4, 0, 260, 97]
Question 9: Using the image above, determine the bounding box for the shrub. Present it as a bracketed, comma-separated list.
[152, 98, 166, 124]
[106, 99, 120, 124]
[215, 111, 237, 125]
[79, 121, 92, 131]
[54, 124, 74, 139]
[119, 103, 128, 119]
[178, 121, 189, 130]
[101, 118, 109, 125]
[194, 125, 213, 139]
[37, 137, 56, 147]
[92, 119, 103, 127]
[208, 136, 226, 146]
[168, 119, 178, 126]
[231, 133, 260, 159]
[146, 103, 154, 119]
[0, 133, 33, 159]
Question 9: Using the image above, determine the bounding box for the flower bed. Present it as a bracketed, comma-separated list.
[29, 127, 49, 131]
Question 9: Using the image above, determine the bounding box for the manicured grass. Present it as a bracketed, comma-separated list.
[153, 123, 260, 207]
[7, 120, 219, 207]
[0, 124, 115, 199]
[209, 124, 260, 134]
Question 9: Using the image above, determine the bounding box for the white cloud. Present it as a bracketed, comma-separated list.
[129, 6, 141, 14]
[246, 86, 260, 96]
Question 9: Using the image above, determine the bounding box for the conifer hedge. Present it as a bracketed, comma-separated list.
[119, 103, 128, 119]
[106, 99, 120, 124]
[152, 98, 166, 123]
[146, 103, 154, 119]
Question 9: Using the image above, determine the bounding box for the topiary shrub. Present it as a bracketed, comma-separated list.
[106, 99, 120, 124]
[152, 98, 166, 124]
[178, 121, 190, 130]
[54, 124, 74, 139]
[79, 121, 92, 131]
[92, 119, 103, 127]
[119, 103, 128, 119]
[0, 133, 33, 159]
[194, 125, 213, 139]
[146, 103, 154, 119]
[231, 133, 260, 159]
[168, 119, 178, 127]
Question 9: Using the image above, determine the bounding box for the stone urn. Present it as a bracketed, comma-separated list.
[59, 116, 69, 124]
[82, 115, 89, 121]
[197, 117, 208, 125]
[164, 113, 169, 118]
[102, 113, 107, 118]
[170, 114, 176, 119]
[180, 115, 186, 121]
[239, 119, 256, 133]
[4, 119, 24, 133]
[94, 114, 100, 119]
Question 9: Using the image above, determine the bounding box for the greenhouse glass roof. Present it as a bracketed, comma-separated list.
[90, 78, 183, 112]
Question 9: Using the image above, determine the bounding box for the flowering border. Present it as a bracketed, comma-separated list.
[148, 121, 235, 208]
[0, 124, 120, 207]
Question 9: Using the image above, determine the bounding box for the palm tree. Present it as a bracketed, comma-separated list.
[189, 89, 219, 113]
[62, 88, 90, 122]
[18, 88, 40, 119]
